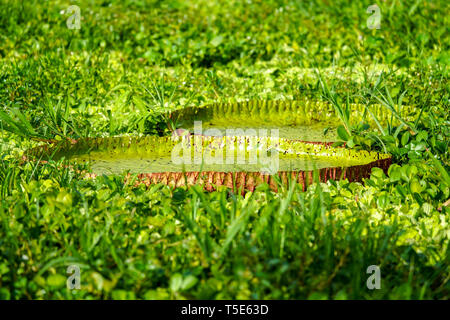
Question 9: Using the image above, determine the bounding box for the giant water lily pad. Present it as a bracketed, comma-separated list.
[24, 100, 401, 192]
[165, 99, 414, 141]
[25, 134, 391, 192]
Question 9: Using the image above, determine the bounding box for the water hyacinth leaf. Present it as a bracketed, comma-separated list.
[337, 125, 350, 141]
[170, 273, 183, 292]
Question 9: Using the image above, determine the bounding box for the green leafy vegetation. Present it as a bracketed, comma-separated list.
[0, 0, 448, 300]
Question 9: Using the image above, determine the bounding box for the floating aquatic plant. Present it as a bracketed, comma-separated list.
[23, 99, 408, 192]
[24, 133, 391, 193]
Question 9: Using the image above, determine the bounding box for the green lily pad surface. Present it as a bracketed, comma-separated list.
[183, 121, 337, 142]
[167, 99, 414, 142]
[24, 100, 395, 191]
[26, 135, 390, 174]
[84, 156, 356, 175]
